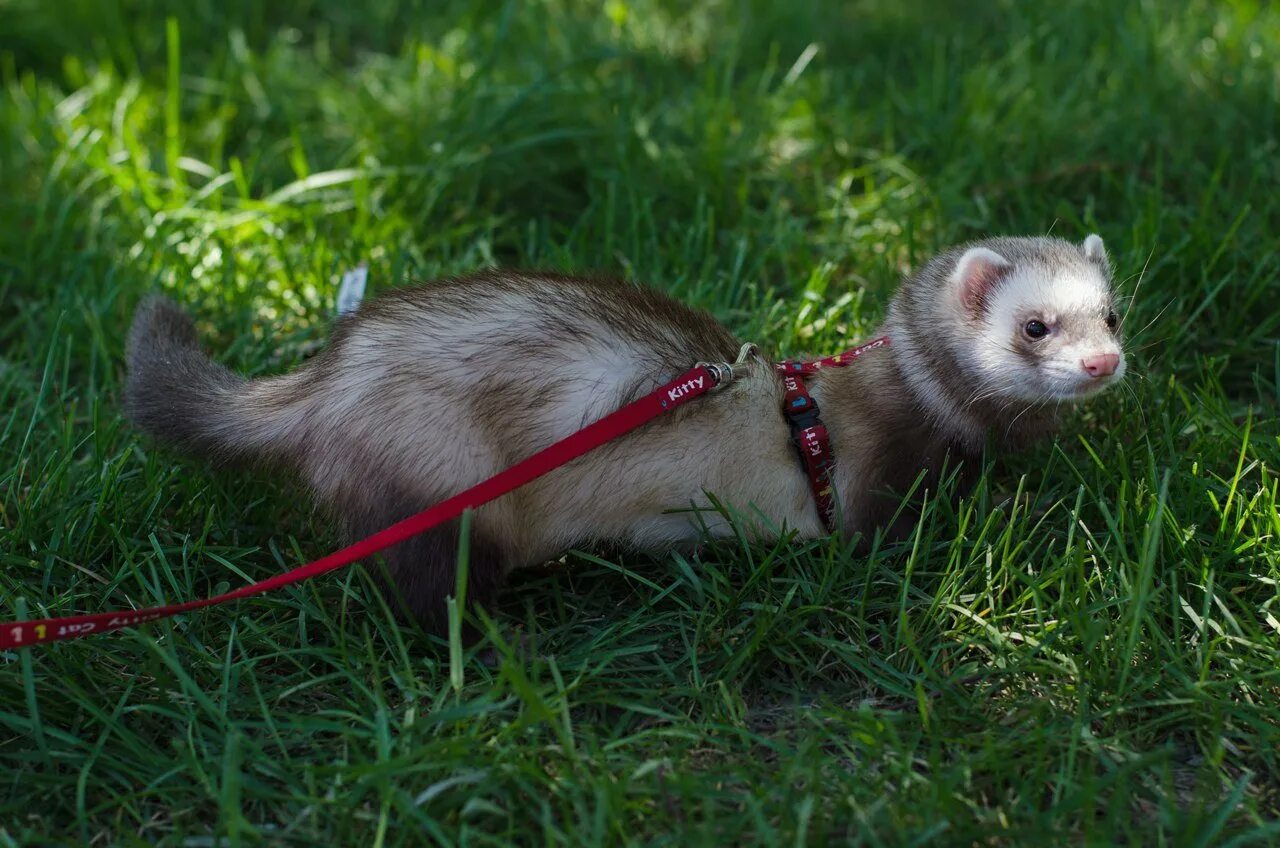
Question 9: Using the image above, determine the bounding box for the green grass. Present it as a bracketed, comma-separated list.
[2, 0, 1279, 843]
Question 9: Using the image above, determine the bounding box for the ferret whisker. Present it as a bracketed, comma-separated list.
[1004, 393, 1049, 438]
[1119, 377, 1150, 434]
[1126, 298, 1176, 343]
[1119, 243, 1156, 331]
[964, 375, 1017, 409]
[959, 371, 1007, 403]
[966, 389, 1001, 408]
[1133, 336, 1172, 354]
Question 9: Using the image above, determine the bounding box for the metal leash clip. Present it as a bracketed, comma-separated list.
[699, 342, 761, 392]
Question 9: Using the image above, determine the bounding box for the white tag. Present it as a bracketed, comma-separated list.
[336, 264, 368, 315]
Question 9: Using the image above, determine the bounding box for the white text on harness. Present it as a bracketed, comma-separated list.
[667, 375, 705, 402]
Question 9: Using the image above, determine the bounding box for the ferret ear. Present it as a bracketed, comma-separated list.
[1083, 233, 1110, 269]
[952, 246, 1012, 318]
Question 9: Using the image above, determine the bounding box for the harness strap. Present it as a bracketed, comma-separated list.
[774, 336, 890, 532]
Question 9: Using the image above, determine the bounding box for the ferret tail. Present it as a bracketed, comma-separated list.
[124, 295, 310, 462]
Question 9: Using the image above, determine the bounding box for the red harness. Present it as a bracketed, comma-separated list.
[775, 336, 891, 532]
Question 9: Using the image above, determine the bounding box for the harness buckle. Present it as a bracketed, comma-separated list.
[784, 399, 823, 434]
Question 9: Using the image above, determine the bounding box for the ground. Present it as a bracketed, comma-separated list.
[1, 0, 1279, 844]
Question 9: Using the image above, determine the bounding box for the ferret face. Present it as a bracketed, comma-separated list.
[952, 234, 1126, 403]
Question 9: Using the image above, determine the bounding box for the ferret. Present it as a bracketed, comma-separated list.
[124, 234, 1126, 634]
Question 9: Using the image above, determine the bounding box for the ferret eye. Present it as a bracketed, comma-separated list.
[1024, 320, 1048, 340]
[1105, 311, 1118, 329]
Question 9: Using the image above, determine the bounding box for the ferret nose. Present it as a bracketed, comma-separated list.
[1081, 353, 1120, 378]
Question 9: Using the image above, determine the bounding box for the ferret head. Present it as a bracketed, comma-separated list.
[887, 235, 1126, 440]
[948, 234, 1125, 400]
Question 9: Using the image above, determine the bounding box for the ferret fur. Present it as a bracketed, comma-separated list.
[124, 235, 1125, 633]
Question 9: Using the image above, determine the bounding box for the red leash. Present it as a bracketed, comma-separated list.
[1, 363, 724, 650]
[2, 337, 889, 651]
[775, 336, 890, 531]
